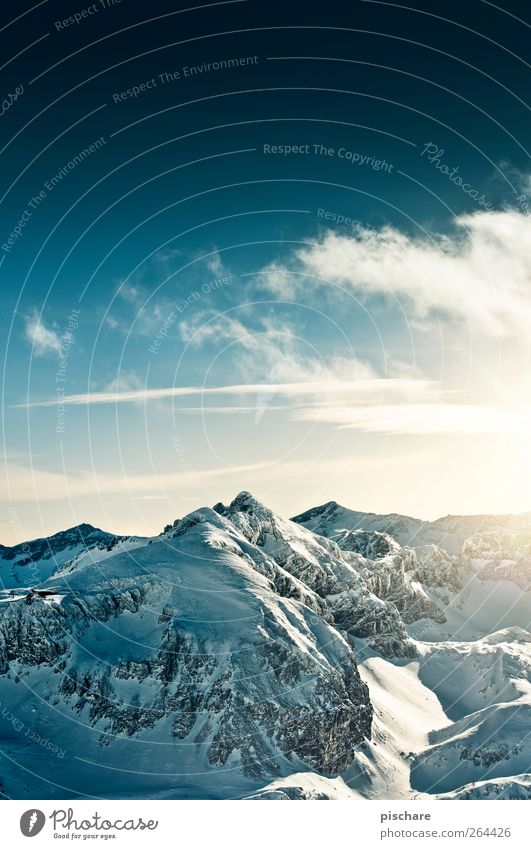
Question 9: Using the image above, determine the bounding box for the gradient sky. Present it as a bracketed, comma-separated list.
[1, 0, 531, 543]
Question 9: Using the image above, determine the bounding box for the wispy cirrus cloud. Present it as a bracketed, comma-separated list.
[179, 312, 380, 384]
[105, 250, 234, 336]
[17, 377, 434, 408]
[293, 402, 528, 435]
[0, 459, 275, 503]
[24, 309, 61, 356]
[19, 306, 522, 436]
[17, 375, 525, 436]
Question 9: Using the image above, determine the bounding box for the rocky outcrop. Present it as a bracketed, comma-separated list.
[347, 549, 447, 625]
[459, 530, 531, 591]
[0, 598, 69, 673]
[215, 492, 416, 657]
[410, 544, 461, 594]
[293, 500, 462, 623]
[333, 529, 400, 559]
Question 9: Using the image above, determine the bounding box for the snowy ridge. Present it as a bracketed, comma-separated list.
[293, 501, 531, 556]
[0, 523, 141, 590]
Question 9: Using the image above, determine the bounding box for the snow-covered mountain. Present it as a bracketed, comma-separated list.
[459, 529, 531, 590]
[293, 501, 531, 556]
[0, 493, 530, 800]
[0, 523, 144, 590]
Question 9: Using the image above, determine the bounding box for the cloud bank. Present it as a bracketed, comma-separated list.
[262, 209, 531, 340]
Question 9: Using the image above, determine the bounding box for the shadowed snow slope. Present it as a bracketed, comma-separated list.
[0, 524, 124, 590]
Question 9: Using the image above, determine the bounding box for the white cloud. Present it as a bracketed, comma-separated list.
[180, 312, 379, 385]
[17, 377, 434, 408]
[179, 313, 247, 346]
[103, 371, 144, 393]
[104, 314, 119, 330]
[292, 402, 528, 435]
[111, 282, 174, 337]
[117, 283, 143, 306]
[177, 311, 439, 421]
[0, 459, 277, 503]
[22, 367, 517, 437]
[23, 306, 496, 436]
[24, 310, 61, 356]
[204, 250, 231, 279]
[261, 209, 531, 340]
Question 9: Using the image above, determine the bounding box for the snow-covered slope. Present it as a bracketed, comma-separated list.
[440, 775, 531, 800]
[1, 492, 531, 800]
[293, 502, 428, 548]
[246, 772, 360, 799]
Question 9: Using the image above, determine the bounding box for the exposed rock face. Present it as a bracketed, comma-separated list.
[291, 500, 455, 626]
[1, 523, 117, 566]
[3, 493, 530, 801]
[410, 544, 461, 594]
[215, 492, 416, 657]
[0, 599, 69, 673]
[334, 529, 401, 560]
[346, 549, 447, 625]
[459, 530, 531, 590]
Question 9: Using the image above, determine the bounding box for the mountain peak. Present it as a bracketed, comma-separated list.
[3, 522, 114, 555]
[290, 500, 341, 524]
[214, 490, 272, 518]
